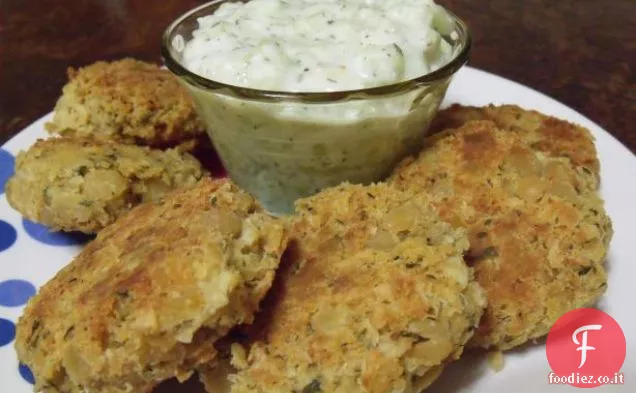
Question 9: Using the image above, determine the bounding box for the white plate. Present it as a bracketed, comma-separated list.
[0, 66, 633, 392]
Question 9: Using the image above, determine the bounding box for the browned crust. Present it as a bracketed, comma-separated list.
[431, 104, 600, 183]
[15, 178, 289, 393]
[391, 120, 612, 350]
[5, 137, 205, 233]
[45, 58, 205, 148]
[229, 183, 486, 393]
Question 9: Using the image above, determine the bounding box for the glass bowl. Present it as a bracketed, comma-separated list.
[162, 0, 471, 214]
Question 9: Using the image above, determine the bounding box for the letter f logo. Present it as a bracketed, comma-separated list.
[572, 324, 602, 368]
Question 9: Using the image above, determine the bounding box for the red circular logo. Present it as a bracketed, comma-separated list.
[546, 308, 626, 388]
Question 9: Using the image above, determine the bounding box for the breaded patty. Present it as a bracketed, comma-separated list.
[391, 120, 612, 350]
[228, 184, 486, 393]
[6, 137, 205, 233]
[45, 59, 205, 148]
[431, 104, 600, 184]
[14, 178, 289, 393]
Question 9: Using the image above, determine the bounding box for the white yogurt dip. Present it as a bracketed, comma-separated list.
[183, 0, 455, 92]
[171, 0, 464, 214]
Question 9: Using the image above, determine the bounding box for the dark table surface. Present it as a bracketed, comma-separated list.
[1, 0, 635, 152]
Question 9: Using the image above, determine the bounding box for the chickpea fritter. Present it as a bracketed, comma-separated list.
[14, 179, 289, 393]
[391, 119, 612, 350]
[430, 104, 600, 185]
[226, 184, 486, 393]
[45, 58, 206, 148]
[6, 137, 205, 233]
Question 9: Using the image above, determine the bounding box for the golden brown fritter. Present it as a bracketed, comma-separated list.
[5, 137, 205, 233]
[431, 104, 600, 185]
[391, 120, 612, 350]
[45, 58, 205, 148]
[14, 178, 289, 393]
[228, 184, 486, 393]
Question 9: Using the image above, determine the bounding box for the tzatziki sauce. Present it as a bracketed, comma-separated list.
[183, 0, 455, 92]
[173, 0, 462, 214]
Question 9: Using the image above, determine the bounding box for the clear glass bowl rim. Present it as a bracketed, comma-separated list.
[161, 0, 472, 103]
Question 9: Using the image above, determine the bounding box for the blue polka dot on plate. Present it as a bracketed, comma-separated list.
[19, 363, 35, 384]
[0, 279, 36, 307]
[0, 148, 14, 195]
[23, 219, 94, 246]
[0, 220, 18, 252]
[0, 317, 16, 346]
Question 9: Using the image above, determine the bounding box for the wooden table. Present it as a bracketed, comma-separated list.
[1, 0, 635, 152]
